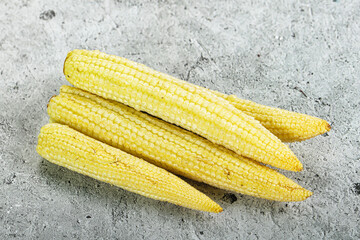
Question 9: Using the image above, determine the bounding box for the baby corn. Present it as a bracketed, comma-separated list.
[37, 123, 222, 213]
[47, 86, 312, 201]
[64, 49, 301, 171]
[210, 91, 331, 142]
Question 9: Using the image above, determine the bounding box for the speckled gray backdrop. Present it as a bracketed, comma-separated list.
[0, 0, 359, 239]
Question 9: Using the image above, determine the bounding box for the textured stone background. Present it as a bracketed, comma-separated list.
[0, 0, 359, 239]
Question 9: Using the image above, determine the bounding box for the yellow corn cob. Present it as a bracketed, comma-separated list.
[63, 49, 302, 171]
[47, 85, 312, 201]
[37, 123, 222, 213]
[210, 91, 331, 142]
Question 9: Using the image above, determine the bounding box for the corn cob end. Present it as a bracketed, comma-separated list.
[304, 189, 313, 199]
[291, 188, 313, 201]
[47, 95, 57, 109]
[212, 206, 223, 213]
[296, 119, 331, 142]
[292, 159, 303, 172]
[283, 118, 331, 142]
[275, 152, 303, 172]
[324, 121, 331, 132]
[64, 50, 77, 76]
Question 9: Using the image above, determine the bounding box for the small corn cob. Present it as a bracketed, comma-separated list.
[210, 91, 331, 142]
[63, 49, 302, 171]
[37, 123, 222, 213]
[47, 85, 312, 201]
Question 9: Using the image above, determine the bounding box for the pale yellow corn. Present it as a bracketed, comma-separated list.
[63, 49, 302, 171]
[47, 85, 312, 201]
[211, 91, 331, 142]
[37, 123, 222, 213]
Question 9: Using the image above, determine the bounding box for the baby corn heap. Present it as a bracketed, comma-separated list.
[35, 49, 327, 213]
[63, 49, 302, 171]
[47, 86, 312, 202]
[37, 123, 222, 213]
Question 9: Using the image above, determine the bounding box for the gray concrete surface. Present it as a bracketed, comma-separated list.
[0, 0, 359, 239]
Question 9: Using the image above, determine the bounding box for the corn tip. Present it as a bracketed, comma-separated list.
[280, 159, 303, 172]
[287, 188, 312, 202]
[63, 50, 78, 76]
[213, 206, 223, 213]
[295, 162, 303, 172]
[324, 121, 331, 132]
[305, 189, 313, 199]
[47, 95, 57, 109]
[59, 85, 67, 92]
[61, 84, 71, 89]
[284, 154, 303, 172]
[296, 188, 313, 201]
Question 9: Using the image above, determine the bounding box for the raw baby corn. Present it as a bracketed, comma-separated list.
[36, 123, 222, 213]
[210, 91, 331, 142]
[63, 49, 302, 171]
